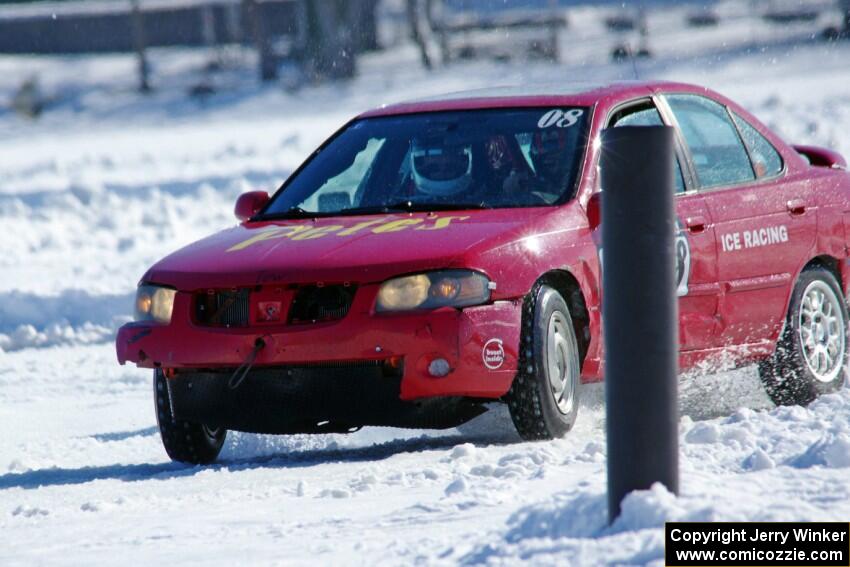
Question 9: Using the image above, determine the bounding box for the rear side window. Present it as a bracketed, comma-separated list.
[666, 94, 755, 189]
[731, 112, 783, 179]
[613, 106, 663, 127]
[609, 103, 686, 193]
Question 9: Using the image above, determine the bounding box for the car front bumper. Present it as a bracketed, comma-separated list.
[116, 284, 523, 401]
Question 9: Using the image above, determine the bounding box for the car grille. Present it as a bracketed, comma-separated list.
[195, 288, 251, 327]
[193, 284, 356, 328]
[288, 284, 357, 325]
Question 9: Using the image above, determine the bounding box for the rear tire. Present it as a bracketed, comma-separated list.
[759, 267, 848, 406]
[154, 369, 226, 464]
[507, 283, 581, 440]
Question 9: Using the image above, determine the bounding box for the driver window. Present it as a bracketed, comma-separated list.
[301, 137, 385, 212]
[609, 102, 686, 193]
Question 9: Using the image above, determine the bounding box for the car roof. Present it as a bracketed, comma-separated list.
[359, 81, 710, 118]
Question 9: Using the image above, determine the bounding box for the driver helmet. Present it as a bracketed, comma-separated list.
[410, 138, 473, 197]
[529, 129, 569, 181]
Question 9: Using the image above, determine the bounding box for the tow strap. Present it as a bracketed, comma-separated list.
[227, 338, 266, 390]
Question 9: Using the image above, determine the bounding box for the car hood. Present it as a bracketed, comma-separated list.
[144, 209, 549, 289]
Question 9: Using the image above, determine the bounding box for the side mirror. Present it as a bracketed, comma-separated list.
[792, 144, 847, 170]
[586, 192, 602, 231]
[234, 191, 270, 221]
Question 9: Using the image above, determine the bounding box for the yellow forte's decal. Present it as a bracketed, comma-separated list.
[336, 219, 386, 236]
[373, 219, 423, 233]
[290, 225, 345, 241]
[226, 215, 471, 252]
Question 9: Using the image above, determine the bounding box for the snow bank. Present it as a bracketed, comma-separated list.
[0, 289, 130, 351]
[0, 322, 114, 352]
[793, 432, 850, 469]
[461, 387, 850, 565]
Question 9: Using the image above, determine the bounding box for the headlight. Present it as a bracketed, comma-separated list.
[376, 270, 491, 312]
[134, 284, 177, 324]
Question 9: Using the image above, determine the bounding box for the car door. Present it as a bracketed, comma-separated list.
[607, 99, 720, 351]
[661, 93, 816, 348]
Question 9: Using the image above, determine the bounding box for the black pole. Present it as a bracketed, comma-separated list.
[601, 125, 679, 523]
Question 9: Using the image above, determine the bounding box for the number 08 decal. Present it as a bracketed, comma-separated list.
[537, 109, 584, 129]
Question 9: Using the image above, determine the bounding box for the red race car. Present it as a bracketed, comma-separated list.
[117, 81, 850, 463]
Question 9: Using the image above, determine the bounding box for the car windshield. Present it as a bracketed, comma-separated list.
[259, 108, 589, 218]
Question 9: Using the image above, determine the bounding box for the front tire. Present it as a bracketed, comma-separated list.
[154, 369, 226, 464]
[507, 283, 581, 440]
[759, 266, 848, 406]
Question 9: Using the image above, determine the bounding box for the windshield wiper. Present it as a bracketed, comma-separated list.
[390, 201, 491, 212]
[254, 206, 330, 221]
[256, 201, 490, 221]
[339, 201, 491, 215]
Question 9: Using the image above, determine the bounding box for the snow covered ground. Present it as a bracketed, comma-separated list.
[2, 4, 850, 565]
